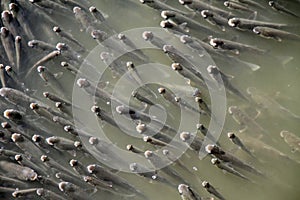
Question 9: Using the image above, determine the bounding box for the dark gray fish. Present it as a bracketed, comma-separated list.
[36, 188, 66, 200]
[161, 10, 215, 35]
[207, 65, 249, 101]
[14, 35, 21, 73]
[0, 87, 44, 108]
[140, 0, 188, 14]
[89, 6, 106, 22]
[228, 17, 288, 30]
[0, 27, 16, 67]
[30, 0, 71, 14]
[60, 61, 79, 75]
[179, 0, 234, 17]
[26, 50, 61, 78]
[142, 31, 167, 49]
[126, 144, 144, 154]
[0, 64, 6, 88]
[46, 136, 80, 151]
[58, 181, 90, 200]
[27, 39, 56, 52]
[268, 1, 299, 18]
[37, 66, 66, 97]
[144, 150, 188, 184]
[1, 10, 22, 38]
[253, 26, 300, 42]
[180, 131, 203, 152]
[143, 135, 171, 147]
[211, 158, 250, 180]
[205, 144, 263, 176]
[56, 42, 82, 62]
[87, 164, 142, 196]
[0, 160, 38, 181]
[43, 91, 72, 106]
[178, 184, 200, 200]
[132, 89, 157, 107]
[73, 6, 96, 32]
[200, 10, 229, 31]
[209, 37, 266, 55]
[83, 175, 113, 189]
[202, 181, 226, 200]
[53, 26, 85, 50]
[227, 132, 254, 157]
[196, 124, 220, 146]
[9, 3, 35, 39]
[160, 19, 189, 35]
[3, 108, 23, 123]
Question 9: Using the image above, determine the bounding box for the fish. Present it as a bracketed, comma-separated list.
[46, 136, 81, 151]
[161, 10, 215, 35]
[89, 6, 106, 22]
[209, 37, 266, 55]
[202, 181, 226, 200]
[200, 10, 229, 31]
[224, 1, 256, 13]
[179, 0, 234, 17]
[126, 144, 144, 154]
[14, 35, 21, 73]
[27, 39, 56, 52]
[73, 6, 95, 32]
[1, 10, 22, 38]
[196, 124, 220, 146]
[36, 188, 67, 200]
[87, 164, 142, 196]
[142, 31, 168, 49]
[43, 91, 72, 106]
[37, 66, 66, 97]
[178, 184, 200, 200]
[180, 131, 203, 152]
[12, 188, 38, 198]
[56, 42, 82, 62]
[228, 17, 288, 30]
[253, 26, 300, 42]
[143, 135, 172, 147]
[205, 144, 263, 176]
[0, 64, 6, 88]
[246, 87, 300, 120]
[280, 130, 300, 153]
[228, 105, 266, 134]
[129, 162, 166, 182]
[211, 158, 250, 180]
[160, 19, 189, 35]
[131, 89, 157, 107]
[58, 181, 90, 200]
[144, 150, 188, 184]
[207, 65, 249, 101]
[26, 50, 61, 78]
[140, 0, 188, 14]
[9, 3, 35, 39]
[227, 132, 254, 157]
[53, 26, 85, 50]
[118, 34, 149, 60]
[0, 160, 38, 181]
[268, 1, 299, 18]
[60, 61, 79, 75]
[0, 27, 16, 67]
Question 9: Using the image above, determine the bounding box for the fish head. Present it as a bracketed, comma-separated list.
[144, 150, 153, 158]
[201, 10, 213, 19]
[228, 18, 240, 27]
[180, 131, 191, 142]
[228, 106, 238, 115]
[179, 0, 193, 5]
[227, 132, 235, 139]
[268, 1, 275, 7]
[77, 78, 90, 88]
[180, 35, 192, 44]
[171, 63, 183, 71]
[142, 31, 153, 41]
[161, 10, 176, 19]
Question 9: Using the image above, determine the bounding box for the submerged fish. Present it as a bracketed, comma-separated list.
[253, 26, 300, 42]
[178, 184, 201, 200]
[268, 1, 299, 18]
[280, 130, 300, 153]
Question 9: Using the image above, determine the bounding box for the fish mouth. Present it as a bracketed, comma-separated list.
[228, 18, 238, 27]
[179, 0, 193, 5]
[253, 27, 261, 34]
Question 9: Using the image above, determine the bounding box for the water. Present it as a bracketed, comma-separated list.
[1, 0, 300, 199]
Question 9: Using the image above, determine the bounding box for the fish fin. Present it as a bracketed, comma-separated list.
[178, 22, 190, 33]
[54, 72, 63, 79]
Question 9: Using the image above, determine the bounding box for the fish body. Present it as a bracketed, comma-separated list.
[253, 26, 300, 42]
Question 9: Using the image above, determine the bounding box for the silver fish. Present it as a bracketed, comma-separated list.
[69, 159, 90, 176]
[253, 26, 300, 42]
[0, 160, 37, 181]
[161, 10, 215, 35]
[36, 188, 66, 200]
[1, 10, 21, 37]
[228, 17, 288, 30]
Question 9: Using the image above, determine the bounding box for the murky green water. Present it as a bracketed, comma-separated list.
[1, 0, 300, 199]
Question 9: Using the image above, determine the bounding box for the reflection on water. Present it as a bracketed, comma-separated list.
[0, 0, 300, 200]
